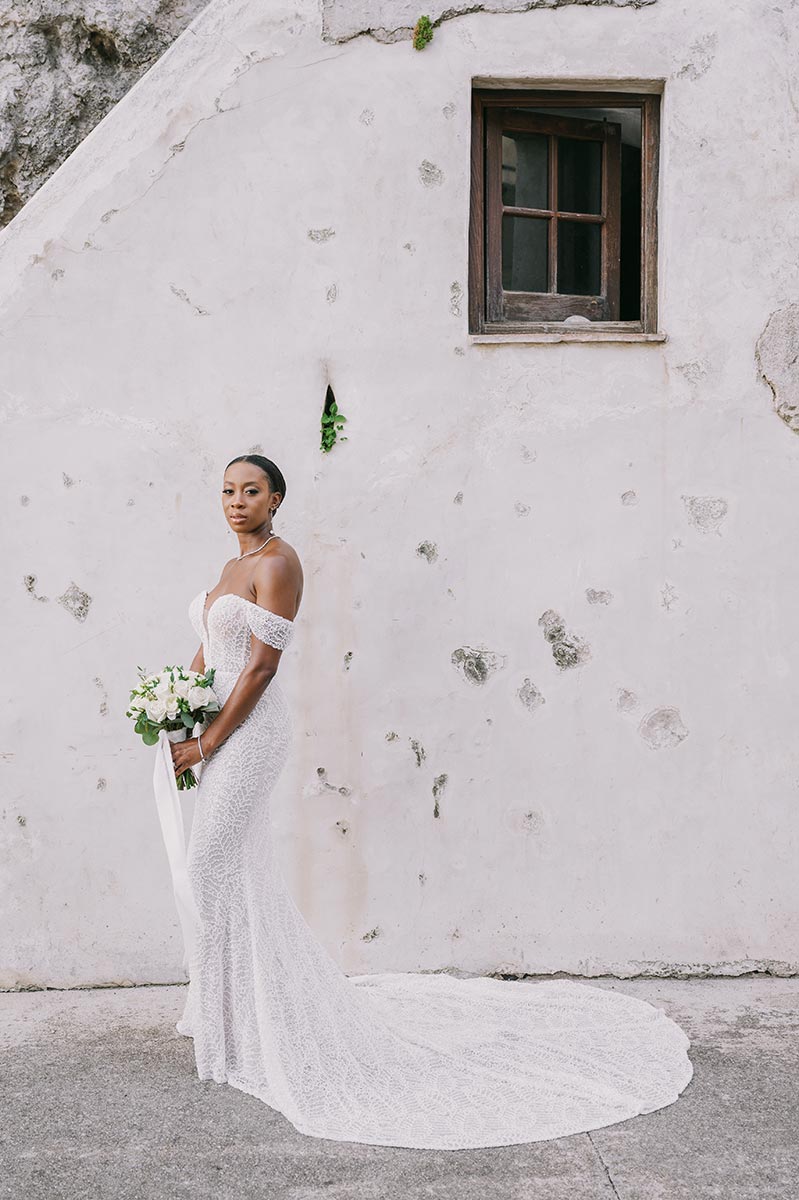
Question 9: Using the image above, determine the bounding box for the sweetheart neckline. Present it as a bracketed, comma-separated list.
[200, 588, 295, 639]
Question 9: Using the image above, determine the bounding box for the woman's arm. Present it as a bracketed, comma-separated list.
[189, 643, 205, 674]
[201, 557, 295, 755]
[170, 556, 297, 783]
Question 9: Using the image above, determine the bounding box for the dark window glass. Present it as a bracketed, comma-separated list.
[502, 215, 548, 292]
[557, 220, 600, 295]
[501, 131, 548, 209]
[557, 137, 602, 214]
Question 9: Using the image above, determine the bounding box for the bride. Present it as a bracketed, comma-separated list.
[167, 452, 693, 1150]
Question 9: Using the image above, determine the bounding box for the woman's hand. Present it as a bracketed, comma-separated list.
[170, 737, 204, 779]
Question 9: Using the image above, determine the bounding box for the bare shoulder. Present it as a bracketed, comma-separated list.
[252, 538, 303, 617]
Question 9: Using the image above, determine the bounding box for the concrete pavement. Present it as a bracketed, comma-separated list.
[1, 977, 797, 1199]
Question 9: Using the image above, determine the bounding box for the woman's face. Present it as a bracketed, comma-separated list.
[222, 463, 280, 532]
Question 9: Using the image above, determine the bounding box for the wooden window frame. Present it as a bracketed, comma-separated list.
[469, 88, 661, 336]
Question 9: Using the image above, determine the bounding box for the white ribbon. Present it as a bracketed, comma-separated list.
[152, 727, 202, 972]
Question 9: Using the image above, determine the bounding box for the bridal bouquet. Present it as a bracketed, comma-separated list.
[126, 664, 220, 789]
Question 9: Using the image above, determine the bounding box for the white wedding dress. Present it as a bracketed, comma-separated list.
[174, 587, 693, 1149]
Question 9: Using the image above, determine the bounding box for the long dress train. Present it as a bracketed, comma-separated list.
[174, 588, 693, 1150]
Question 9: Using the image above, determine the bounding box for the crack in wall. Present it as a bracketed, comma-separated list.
[322, 0, 657, 46]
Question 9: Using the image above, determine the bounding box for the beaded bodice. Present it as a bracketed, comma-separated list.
[188, 588, 295, 698]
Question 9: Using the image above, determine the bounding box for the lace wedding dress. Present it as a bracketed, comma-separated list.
[173, 587, 693, 1150]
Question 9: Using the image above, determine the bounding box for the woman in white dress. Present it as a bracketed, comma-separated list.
[168, 452, 693, 1151]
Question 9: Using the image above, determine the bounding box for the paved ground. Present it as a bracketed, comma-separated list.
[1, 976, 797, 1200]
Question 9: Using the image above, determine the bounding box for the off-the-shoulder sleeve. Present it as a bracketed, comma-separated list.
[247, 604, 295, 650]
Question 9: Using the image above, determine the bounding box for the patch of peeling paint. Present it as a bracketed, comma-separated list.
[308, 227, 335, 243]
[362, 926, 381, 941]
[676, 32, 717, 80]
[676, 360, 708, 386]
[617, 688, 639, 713]
[449, 281, 462, 316]
[432, 773, 447, 818]
[416, 540, 438, 563]
[409, 738, 426, 767]
[315, 766, 352, 797]
[517, 678, 545, 713]
[638, 706, 689, 750]
[58, 581, 91, 622]
[504, 807, 544, 836]
[621, 489, 638, 506]
[586, 588, 612, 605]
[23, 574, 48, 603]
[756, 304, 799, 435]
[418, 159, 444, 188]
[682, 494, 728, 534]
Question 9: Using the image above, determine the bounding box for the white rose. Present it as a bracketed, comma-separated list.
[154, 677, 174, 700]
[165, 695, 180, 718]
[145, 697, 168, 723]
[172, 676, 192, 700]
[188, 685, 210, 711]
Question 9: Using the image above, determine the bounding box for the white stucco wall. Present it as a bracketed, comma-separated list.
[2, 0, 798, 988]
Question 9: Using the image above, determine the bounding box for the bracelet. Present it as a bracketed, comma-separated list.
[197, 732, 207, 763]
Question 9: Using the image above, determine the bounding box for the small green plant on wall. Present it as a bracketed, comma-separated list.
[321, 384, 348, 452]
[412, 15, 434, 50]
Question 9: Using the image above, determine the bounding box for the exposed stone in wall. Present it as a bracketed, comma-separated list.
[538, 609, 591, 671]
[756, 304, 799, 435]
[0, 1, 210, 227]
[322, 0, 657, 45]
[451, 645, 505, 685]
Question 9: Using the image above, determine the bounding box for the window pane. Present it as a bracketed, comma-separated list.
[502, 132, 548, 210]
[502, 215, 549, 292]
[557, 220, 600, 295]
[558, 137, 602, 214]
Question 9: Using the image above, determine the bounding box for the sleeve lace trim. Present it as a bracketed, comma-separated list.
[247, 604, 295, 651]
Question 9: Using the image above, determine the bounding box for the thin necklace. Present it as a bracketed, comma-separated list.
[237, 532, 278, 560]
